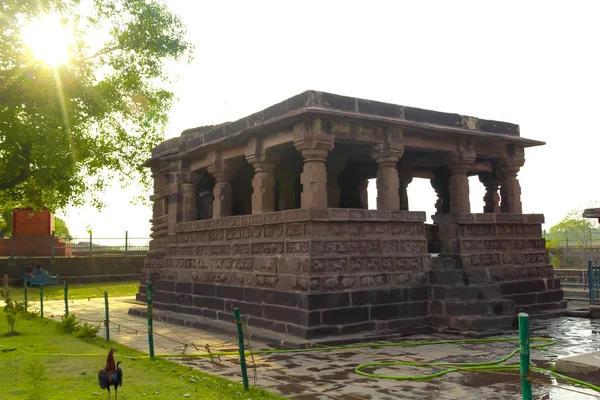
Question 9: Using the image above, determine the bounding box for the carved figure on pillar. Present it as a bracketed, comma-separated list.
[293, 119, 335, 209]
[479, 172, 501, 213]
[371, 127, 404, 211]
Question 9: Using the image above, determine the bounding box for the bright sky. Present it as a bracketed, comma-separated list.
[60, 0, 600, 241]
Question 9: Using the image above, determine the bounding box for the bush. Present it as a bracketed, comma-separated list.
[58, 314, 79, 334]
[76, 322, 99, 339]
[24, 356, 48, 400]
[1, 286, 28, 334]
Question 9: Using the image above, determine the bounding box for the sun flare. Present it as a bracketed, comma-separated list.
[21, 14, 73, 66]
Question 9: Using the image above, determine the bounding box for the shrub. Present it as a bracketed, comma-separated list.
[24, 356, 48, 400]
[58, 314, 79, 334]
[76, 322, 100, 339]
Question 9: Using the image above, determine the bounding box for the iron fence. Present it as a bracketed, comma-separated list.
[0, 232, 150, 258]
[543, 229, 600, 248]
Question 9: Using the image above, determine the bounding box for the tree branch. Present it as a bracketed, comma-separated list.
[0, 165, 30, 190]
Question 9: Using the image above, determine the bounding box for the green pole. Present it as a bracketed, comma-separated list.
[147, 282, 154, 358]
[104, 292, 110, 342]
[64, 281, 69, 316]
[519, 312, 532, 400]
[23, 283, 28, 310]
[40, 284, 44, 319]
[234, 307, 249, 391]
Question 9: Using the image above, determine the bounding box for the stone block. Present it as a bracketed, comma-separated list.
[202, 309, 217, 319]
[176, 282, 192, 294]
[409, 286, 429, 302]
[261, 290, 299, 307]
[158, 280, 176, 292]
[463, 268, 490, 285]
[503, 293, 537, 306]
[263, 304, 310, 325]
[304, 292, 350, 310]
[445, 300, 491, 316]
[555, 351, 600, 375]
[193, 296, 224, 310]
[444, 286, 479, 300]
[371, 304, 403, 319]
[339, 322, 377, 335]
[477, 285, 501, 300]
[428, 270, 465, 286]
[155, 291, 176, 304]
[217, 311, 235, 323]
[243, 287, 262, 304]
[225, 300, 263, 318]
[216, 285, 244, 301]
[545, 278, 562, 290]
[428, 300, 445, 315]
[536, 289, 564, 304]
[404, 301, 429, 318]
[305, 326, 340, 339]
[193, 283, 215, 297]
[321, 307, 369, 325]
[448, 315, 514, 331]
[175, 294, 193, 306]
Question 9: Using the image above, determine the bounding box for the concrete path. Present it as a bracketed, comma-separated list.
[23, 297, 600, 399]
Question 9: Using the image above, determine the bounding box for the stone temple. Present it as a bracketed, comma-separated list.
[136, 91, 565, 338]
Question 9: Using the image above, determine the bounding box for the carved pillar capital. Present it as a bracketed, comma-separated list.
[371, 132, 403, 212]
[294, 121, 334, 209]
[497, 163, 523, 214]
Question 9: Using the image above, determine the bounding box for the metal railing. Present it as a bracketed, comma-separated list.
[589, 260, 600, 305]
[0, 231, 150, 258]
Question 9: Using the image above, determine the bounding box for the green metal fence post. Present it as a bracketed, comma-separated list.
[64, 281, 69, 316]
[104, 292, 110, 342]
[234, 307, 249, 391]
[519, 312, 532, 400]
[125, 231, 128, 256]
[24, 283, 28, 310]
[147, 282, 155, 358]
[40, 284, 44, 319]
[89, 232, 93, 257]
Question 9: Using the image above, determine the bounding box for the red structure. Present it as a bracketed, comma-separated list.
[0, 208, 71, 257]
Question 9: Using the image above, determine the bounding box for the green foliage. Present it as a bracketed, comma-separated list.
[58, 314, 79, 333]
[0, 0, 193, 212]
[53, 217, 72, 240]
[24, 357, 48, 400]
[547, 208, 600, 247]
[1, 287, 27, 334]
[76, 321, 99, 339]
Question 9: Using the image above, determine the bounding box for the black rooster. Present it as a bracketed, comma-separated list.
[98, 348, 123, 400]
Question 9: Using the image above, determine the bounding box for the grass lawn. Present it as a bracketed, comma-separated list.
[12, 281, 140, 302]
[0, 314, 283, 399]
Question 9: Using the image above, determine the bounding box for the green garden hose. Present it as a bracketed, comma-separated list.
[3, 337, 600, 393]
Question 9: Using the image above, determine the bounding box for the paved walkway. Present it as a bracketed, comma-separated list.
[24, 297, 600, 399]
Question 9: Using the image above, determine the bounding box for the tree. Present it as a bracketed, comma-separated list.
[0, 0, 193, 213]
[547, 208, 599, 248]
[54, 217, 72, 240]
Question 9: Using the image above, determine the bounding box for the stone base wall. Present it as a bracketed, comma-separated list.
[137, 208, 430, 338]
[429, 213, 565, 330]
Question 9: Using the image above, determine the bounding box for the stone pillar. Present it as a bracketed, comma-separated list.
[399, 172, 413, 211]
[447, 164, 471, 214]
[479, 173, 500, 213]
[249, 161, 276, 214]
[371, 128, 404, 212]
[207, 157, 233, 218]
[182, 182, 197, 221]
[293, 120, 335, 209]
[358, 177, 369, 209]
[499, 166, 523, 213]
